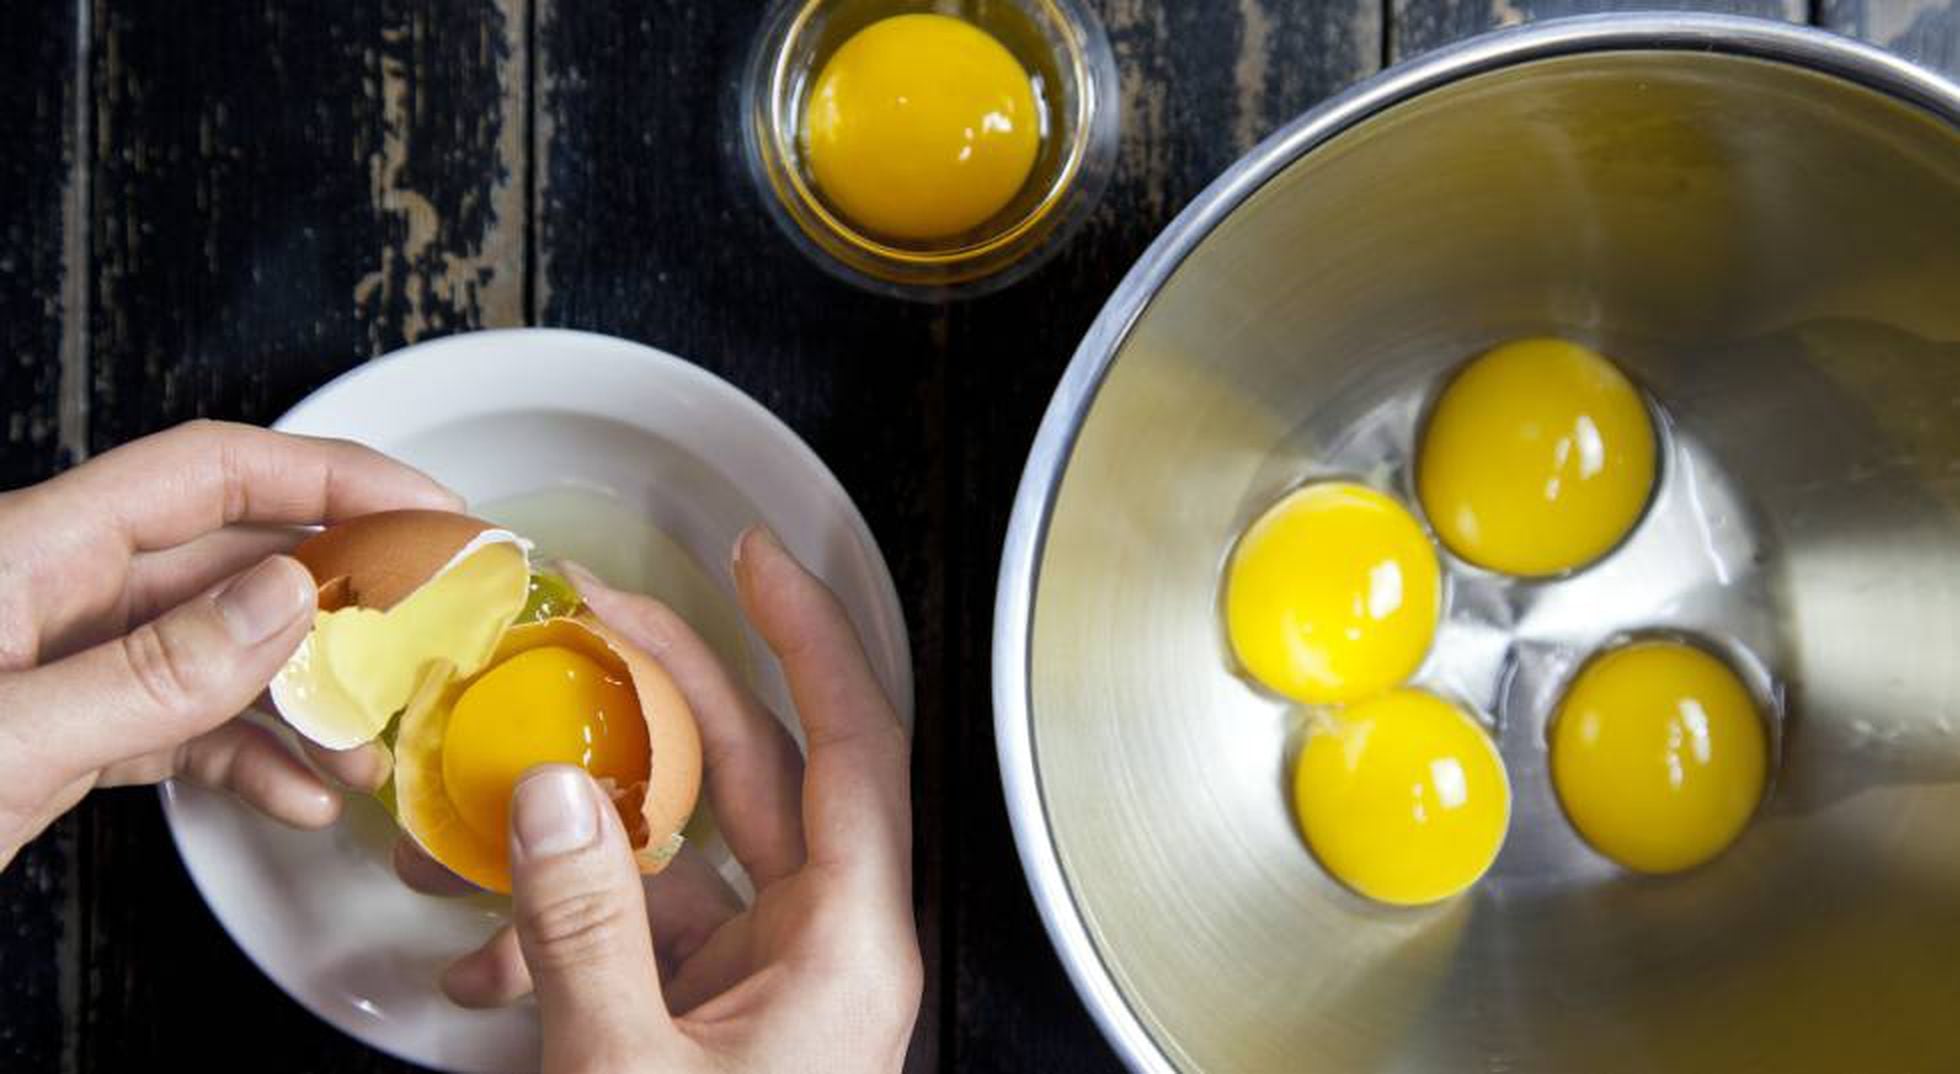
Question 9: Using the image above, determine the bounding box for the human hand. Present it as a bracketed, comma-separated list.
[396, 527, 921, 1073]
[0, 420, 459, 868]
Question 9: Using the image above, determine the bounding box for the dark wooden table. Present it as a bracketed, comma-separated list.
[1, 2, 1952, 1070]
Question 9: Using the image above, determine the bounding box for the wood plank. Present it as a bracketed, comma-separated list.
[943, 2, 1381, 1070]
[1393, 0, 1807, 60]
[0, 813, 75, 1074]
[77, 2, 525, 1069]
[0, 2, 81, 1071]
[530, 2, 953, 1069]
[1822, 0, 1960, 75]
[87, 1, 526, 450]
[1, 0, 77, 490]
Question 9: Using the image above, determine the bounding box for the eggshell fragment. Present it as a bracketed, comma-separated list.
[582, 614, 702, 871]
[296, 510, 514, 612]
[270, 510, 530, 750]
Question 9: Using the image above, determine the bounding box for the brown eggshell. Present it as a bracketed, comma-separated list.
[579, 612, 704, 872]
[294, 509, 504, 611]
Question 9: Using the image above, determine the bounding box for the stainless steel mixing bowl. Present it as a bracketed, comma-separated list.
[994, 14, 1960, 1073]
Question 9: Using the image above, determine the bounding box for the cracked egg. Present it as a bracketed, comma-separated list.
[270, 510, 702, 894]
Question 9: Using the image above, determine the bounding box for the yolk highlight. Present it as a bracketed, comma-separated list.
[802, 14, 1040, 241]
[1551, 640, 1768, 874]
[442, 645, 650, 847]
[1294, 689, 1510, 906]
[1224, 482, 1442, 705]
[1417, 337, 1657, 577]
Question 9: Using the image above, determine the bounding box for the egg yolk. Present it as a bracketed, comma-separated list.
[802, 14, 1040, 241]
[1417, 338, 1657, 577]
[441, 645, 650, 848]
[1224, 482, 1441, 705]
[1294, 689, 1510, 906]
[1551, 640, 1767, 874]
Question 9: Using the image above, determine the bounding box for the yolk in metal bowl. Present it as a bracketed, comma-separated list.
[1223, 481, 1442, 705]
[1417, 337, 1658, 577]
[1293, 688, 1510, 906]
[1551, 639, 1768, 874]
[801, 13, 1040, 242]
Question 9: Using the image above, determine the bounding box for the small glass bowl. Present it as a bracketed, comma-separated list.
[741, 0, 1119, 300]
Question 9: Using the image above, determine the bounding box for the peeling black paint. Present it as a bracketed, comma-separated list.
[88, 1, 521, 452]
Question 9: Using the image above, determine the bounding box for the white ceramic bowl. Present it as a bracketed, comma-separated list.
[161, 327, 913, 1073]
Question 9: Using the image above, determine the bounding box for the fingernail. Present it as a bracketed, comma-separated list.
[346, 744, 393, 792]
[511, 766, 598, 860]
[295, 786, 337, 826]
[216, 556, 312, 645]
[440, 955, 499, 1009]
[733, 525, 784, 572]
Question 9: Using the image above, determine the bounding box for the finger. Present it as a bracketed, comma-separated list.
[123, 525, 309, 629]
[302, 739, 392, 794]
[33, 523, 309, 664]
[95, 713, 390, 795]
[36, 420, 460, 555]
[0, 555, 315, 791]
[508, 766, 674, 1067]
[733, 527, 910, 881]
[442, 925, 530, 1009]
[95, 720, 340, 828]
[660, 927, 749, 1017]
[642, 844, 745, 971]
[563, 561, 807, 888]
[441, 845, 742, 1011]
[393, 837, 483, 897]
[6, 773, 96, 860]
[168, 720, 340, 828]
[645, 850, 753, 1015]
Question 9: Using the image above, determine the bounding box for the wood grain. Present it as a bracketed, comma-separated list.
[87, 0, 526, 452]
[74, 3, 524, 1070]
[1822, 0, 1960, 74]
[1, 0, 77, 490]
[0, 3, 80, 1071]
[940, 2, 1379, 1070]
[1392, 0, 1806, 60]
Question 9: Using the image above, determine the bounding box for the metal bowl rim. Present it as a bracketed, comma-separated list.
[988, 13, 1960, 1073]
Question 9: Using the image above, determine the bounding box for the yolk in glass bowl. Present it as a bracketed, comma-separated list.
[1223, 481, 1442, 705]
[1417, 337, 1658, 577]
[1293, 688, 1510, 906]
[1551, 639, 1768, 874]
[802, 13, 1041, 242]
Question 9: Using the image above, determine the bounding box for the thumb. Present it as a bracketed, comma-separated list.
[508, 765, 673, 1070]
[0, 555, 314, 786]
